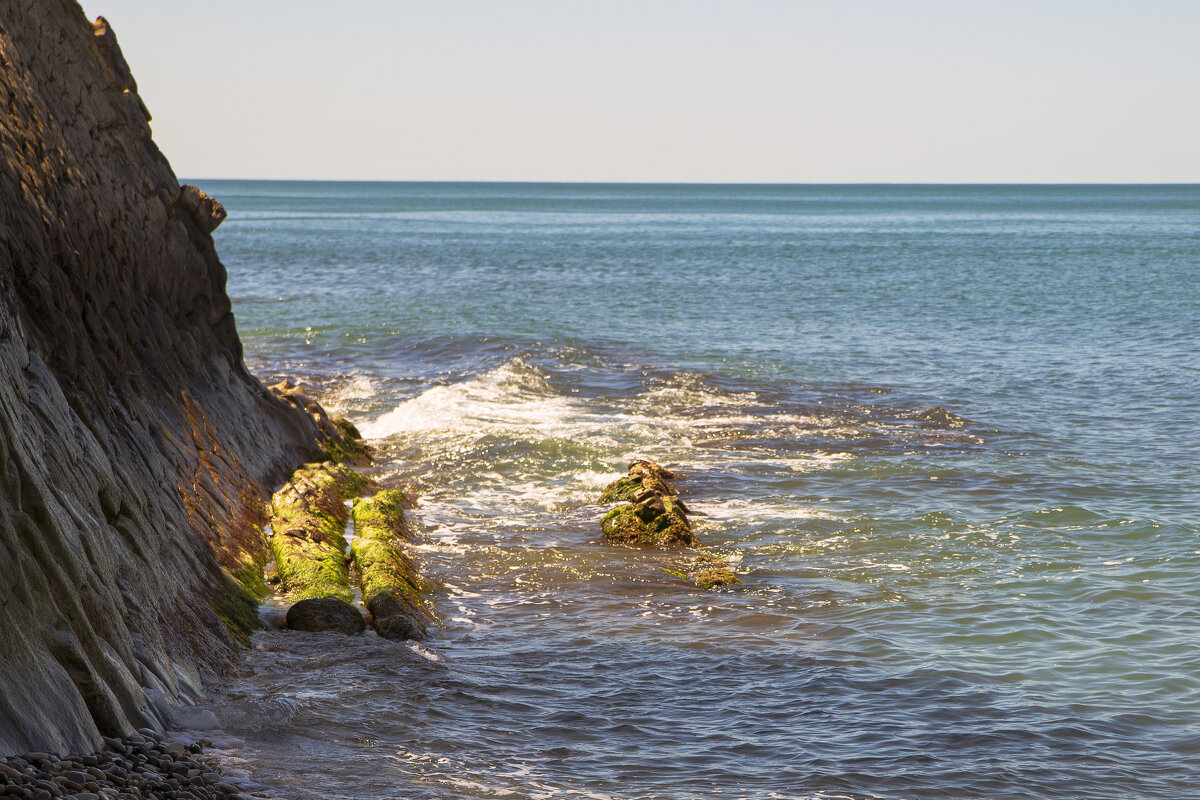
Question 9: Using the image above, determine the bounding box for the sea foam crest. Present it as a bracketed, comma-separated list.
[360, 358, 585, 439]
[359, 357, 768, 446]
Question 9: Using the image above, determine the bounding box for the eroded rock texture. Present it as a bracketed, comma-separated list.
[0, 2, 320, 754]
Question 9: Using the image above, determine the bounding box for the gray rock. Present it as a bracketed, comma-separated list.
[0, 0, 325, 756]
[286, 598, 367, 635]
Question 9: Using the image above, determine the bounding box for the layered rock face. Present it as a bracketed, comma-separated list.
[0, 2, 321, 754]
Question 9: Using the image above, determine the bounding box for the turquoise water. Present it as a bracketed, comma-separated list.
[204, 182, 1198, 799]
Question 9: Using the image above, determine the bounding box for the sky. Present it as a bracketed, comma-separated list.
[80, 0, 1200, 183]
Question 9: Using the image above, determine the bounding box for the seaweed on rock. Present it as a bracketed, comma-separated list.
[599, 459, 740, 590]
[268, 462, 371, 606]
[351, 490, 432, 640]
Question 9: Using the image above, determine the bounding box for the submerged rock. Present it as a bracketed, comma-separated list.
[913, 406, 967, 428]
[693, 565, 741, 590]
[285, 597, 366, 635]
[351, 490, 432, 640]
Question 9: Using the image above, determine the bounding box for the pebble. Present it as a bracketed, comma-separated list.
[0, 735, 251, 800]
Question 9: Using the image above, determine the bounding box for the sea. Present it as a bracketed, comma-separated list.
[191, 182, 1199, 800]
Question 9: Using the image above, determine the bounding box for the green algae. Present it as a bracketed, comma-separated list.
[352, 489, 411, 542]
[349, 489, 431, 639]
[601, 495, 696, 548]
[320, 416, 373, 465]
[231, 555, 270, 603]
[271, 534, 354, 604]
[211, 574, 263, 646]
[694, 566, 740, 589]
[267, 461, 366, 603]
[598, 476, 640, 503]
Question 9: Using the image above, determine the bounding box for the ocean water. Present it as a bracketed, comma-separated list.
[199, 182, 1198, 800]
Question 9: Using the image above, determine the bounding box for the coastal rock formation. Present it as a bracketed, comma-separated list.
[600, 461, 698, 547]
[598, 459, 680, 504]
[270, 380, 373, 465]
[285, 597, 366, 636]
[268, 462, 369, 607]
[599, 460, 739, 588]
[0, 3, 327, 754]
[350, 490, 431, 640]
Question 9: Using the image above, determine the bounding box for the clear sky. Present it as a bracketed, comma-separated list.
[81, 0, 1199, 182]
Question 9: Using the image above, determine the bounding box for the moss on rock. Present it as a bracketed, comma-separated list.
[320, 416, 374, 465]
[599, 459, 741, 590]
[267, 461, 368, 604]
[601, 494, 697, 547]
[694, 566, 741, 589]
[352, 489, 412, 542]
[210, 574, 264, 647]
[271, 534, 354, 603]
[351, 537, 429, 640]
[599, 459, 677, 502]
[350, 489, 431, 640]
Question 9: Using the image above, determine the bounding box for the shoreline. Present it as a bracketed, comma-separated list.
[0, 732, 260, 800]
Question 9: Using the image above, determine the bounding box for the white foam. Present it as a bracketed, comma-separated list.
[694, 497, 840, 524]
[358, 357, 802, 449]
[361, 359, 584, 439]
[317, 374, 379, 416]
[406, 642, 442, 662]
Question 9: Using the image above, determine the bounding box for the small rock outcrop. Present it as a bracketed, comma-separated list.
[285, 597, 366, 636]
[599, 460, 740, 589]
[600, 460, 698, 547]
[351, 490, 432, 640]
[270, 380, 374, 465]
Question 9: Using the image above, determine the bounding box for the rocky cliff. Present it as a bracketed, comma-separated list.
[0, 2, 322, 754]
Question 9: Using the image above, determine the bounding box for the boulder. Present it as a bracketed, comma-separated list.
[285, 598, 365, 635]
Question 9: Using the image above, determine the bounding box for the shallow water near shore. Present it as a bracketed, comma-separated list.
[202, 182, 1198, 799]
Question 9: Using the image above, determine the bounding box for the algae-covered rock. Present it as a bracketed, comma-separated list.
[599, 459, 740, 589]
[352, 489, 412, 542]
[599, 459, 677, 503]
[693, 565, 741, 589]
[350, 490, 431, 640]
[269, 462, 369, 604]
[285, 597, 366, 635]
[601, 494, 698, 548]
[351, 538, 429, 640]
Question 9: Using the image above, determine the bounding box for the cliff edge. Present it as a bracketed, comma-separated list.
[0, 2, 321, 753]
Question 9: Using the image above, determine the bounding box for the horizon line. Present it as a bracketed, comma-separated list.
[185, 178, 1200, 187]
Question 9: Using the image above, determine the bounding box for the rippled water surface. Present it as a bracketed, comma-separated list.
[201, 182, 1198, 799]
